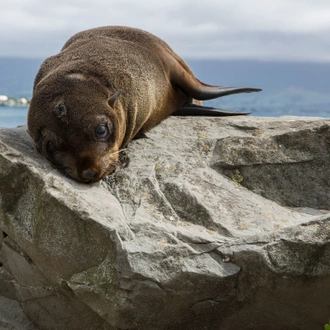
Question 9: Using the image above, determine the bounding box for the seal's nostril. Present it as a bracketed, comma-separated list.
[81, 168, 97, 180]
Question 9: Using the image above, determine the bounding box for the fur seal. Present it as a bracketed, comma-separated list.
[28, 26, 261, 183]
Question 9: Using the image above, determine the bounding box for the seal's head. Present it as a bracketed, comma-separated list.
[28, 72, 124, 183]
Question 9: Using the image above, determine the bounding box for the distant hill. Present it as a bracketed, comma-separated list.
[0, 57, 42, 98]
[1, 57, 329, 117]
[186, 60, 330, 93]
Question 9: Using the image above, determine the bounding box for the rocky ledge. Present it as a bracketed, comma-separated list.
[0, 116, 330, 330]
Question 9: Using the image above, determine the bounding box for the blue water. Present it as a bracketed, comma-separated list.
[0, 106, 28, 128]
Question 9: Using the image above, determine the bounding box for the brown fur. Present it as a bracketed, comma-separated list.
[28, 26, 260, 183]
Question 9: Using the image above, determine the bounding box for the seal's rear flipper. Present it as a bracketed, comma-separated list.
[172, 103, 251, 116]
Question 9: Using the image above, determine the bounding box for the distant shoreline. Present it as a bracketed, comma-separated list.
[0, 95, 31, 107]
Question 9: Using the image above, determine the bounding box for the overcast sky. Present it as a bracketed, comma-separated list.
[1, 0, 330, 62]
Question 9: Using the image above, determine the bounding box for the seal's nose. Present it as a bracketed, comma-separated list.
[81, 168, 97, 181]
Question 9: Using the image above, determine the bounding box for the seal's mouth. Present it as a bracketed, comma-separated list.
[59, 162, 118, 183]
[74, 148, 124, 183]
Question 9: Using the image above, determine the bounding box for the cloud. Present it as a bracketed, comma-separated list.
[1, 0, 330, 61]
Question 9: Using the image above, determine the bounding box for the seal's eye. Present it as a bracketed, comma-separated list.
[95, 124, 108, 138]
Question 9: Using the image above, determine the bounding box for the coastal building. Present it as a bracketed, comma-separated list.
[0, 95, 8, 105]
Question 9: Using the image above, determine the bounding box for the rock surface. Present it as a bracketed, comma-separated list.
[0, 116, 330, 330]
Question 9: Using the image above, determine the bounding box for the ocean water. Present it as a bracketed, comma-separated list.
[0, 106, 28, 128]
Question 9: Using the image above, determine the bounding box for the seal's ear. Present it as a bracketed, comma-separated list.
[54, 101, 67, 118]
[108, 90, 122, 108]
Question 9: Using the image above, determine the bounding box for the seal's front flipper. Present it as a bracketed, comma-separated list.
[172, 103, 251, 116]
[133, 132, 149, 140]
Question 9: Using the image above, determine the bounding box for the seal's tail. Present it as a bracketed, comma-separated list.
[190, 79, 262, 101]
[169, 57, 261, 100]
[177, 76, 262, 101]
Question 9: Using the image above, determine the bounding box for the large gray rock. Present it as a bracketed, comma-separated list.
[0, 116, 330, 330]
